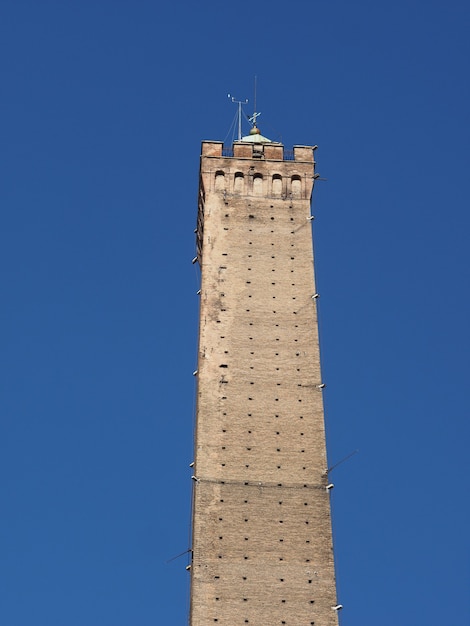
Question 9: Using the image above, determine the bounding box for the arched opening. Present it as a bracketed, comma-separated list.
[234, 172, 244, 193]
[215, 170, 225, 191]
[272, 174, 282, 196]
[291, 175, 301, 198]
[253, 174, 263, 196]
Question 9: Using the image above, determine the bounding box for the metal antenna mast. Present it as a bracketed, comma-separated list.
[254, 75, 257, 123]
[248, 76, 261, 129]
[228, 94, 248, 141]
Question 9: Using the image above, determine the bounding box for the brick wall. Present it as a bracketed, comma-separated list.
[189, 143, 339, 626]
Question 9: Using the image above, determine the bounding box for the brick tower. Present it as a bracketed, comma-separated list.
[190, 125, 340, 626]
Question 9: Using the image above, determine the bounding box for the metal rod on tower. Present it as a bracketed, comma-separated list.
[248, 78, 261, 130]
[254, 75, 257, 122]
[228, 94, 248, 141]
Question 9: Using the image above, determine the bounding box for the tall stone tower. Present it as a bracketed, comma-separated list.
[190, 125, 339, 626]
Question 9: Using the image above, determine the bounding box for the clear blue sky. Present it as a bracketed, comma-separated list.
[0, 1, 469, 625]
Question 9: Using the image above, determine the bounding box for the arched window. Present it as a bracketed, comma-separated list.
[272, 174, 282, 196]
[234, 172, 244, 193]
[215, 170, 225, 191]
[291, 175, 301, 198]
[253, 174, 263, 196]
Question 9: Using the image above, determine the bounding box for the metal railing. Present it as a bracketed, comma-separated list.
[222, 145, 296, 160]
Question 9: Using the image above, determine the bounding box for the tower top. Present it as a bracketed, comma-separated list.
[228, 78, 275, 143]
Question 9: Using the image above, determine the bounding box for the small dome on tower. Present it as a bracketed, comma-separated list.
[240, 126, 275, 144]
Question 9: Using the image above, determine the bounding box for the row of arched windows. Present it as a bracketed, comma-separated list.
[215, 171, 302, 197]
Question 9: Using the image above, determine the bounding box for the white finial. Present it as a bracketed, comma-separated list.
[249, 112, 261, 127]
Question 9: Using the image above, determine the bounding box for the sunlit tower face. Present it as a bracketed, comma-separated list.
[189, 131, 339, 626]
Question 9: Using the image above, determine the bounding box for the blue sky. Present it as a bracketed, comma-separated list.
[0, 1, 469, 625]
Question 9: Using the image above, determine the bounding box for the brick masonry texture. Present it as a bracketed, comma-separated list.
[189, 141, 339, 626]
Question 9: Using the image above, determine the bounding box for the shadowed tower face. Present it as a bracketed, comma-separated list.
[190, 130, 339, 626]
